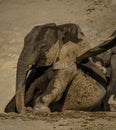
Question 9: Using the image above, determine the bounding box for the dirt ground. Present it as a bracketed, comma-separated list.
[0, 0, 116, 129]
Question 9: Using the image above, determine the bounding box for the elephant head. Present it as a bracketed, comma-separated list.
[16, 23, 57, 91]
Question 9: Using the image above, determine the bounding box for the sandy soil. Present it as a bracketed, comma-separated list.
[0, 0, 116, 129]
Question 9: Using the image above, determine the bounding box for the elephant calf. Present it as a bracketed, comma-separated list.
[5, 23, 89, 113]
[5, 23, 115, 113]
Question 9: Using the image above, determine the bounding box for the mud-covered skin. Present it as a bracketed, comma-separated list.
[34, 40, 106, 112]
[62, 68, 106, 111]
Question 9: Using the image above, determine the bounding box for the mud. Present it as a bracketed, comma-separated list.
[0, 111, 116, 130]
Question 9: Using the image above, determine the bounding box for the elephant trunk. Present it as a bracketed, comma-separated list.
[16, 61, 27, 91]
[16, 52, 33, 112]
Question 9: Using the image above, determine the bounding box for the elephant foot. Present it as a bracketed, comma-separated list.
[108, 95, 116, 112]
[17, 107, 33, 114]
[34, 103, 51, 113]
[62, 109, 79, 113]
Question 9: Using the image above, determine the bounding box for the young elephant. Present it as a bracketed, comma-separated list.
[5, 23, 115, 113]
[5, 23, 84, 113]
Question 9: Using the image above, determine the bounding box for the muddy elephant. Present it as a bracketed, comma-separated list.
[5, 23, 83, 113]
[5, 23, 116, 113]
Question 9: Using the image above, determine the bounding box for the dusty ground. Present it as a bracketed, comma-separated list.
[0, 0, 116, 129]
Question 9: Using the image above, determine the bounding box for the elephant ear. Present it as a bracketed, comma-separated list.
[35, 26, 60, 67]
[75, 24, 86, 41]
[57, 23, 84, 44]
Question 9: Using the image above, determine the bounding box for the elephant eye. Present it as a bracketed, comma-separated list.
[36, 43, 46, 52]
[40, 44, 46, 48]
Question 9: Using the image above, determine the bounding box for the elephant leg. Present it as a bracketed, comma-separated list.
[33, 67, 77, 113]
[110, 54, 116, 98]
[62, 69, 106, 111]
[76, 34, 116, 65]
[108, 54, 116, 111]
[25, 67, 55, 106]
[25, 75, 48, 107]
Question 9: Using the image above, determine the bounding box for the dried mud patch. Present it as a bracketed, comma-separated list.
[0, 111, 116, 121]
[0, 111, 116, 130]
